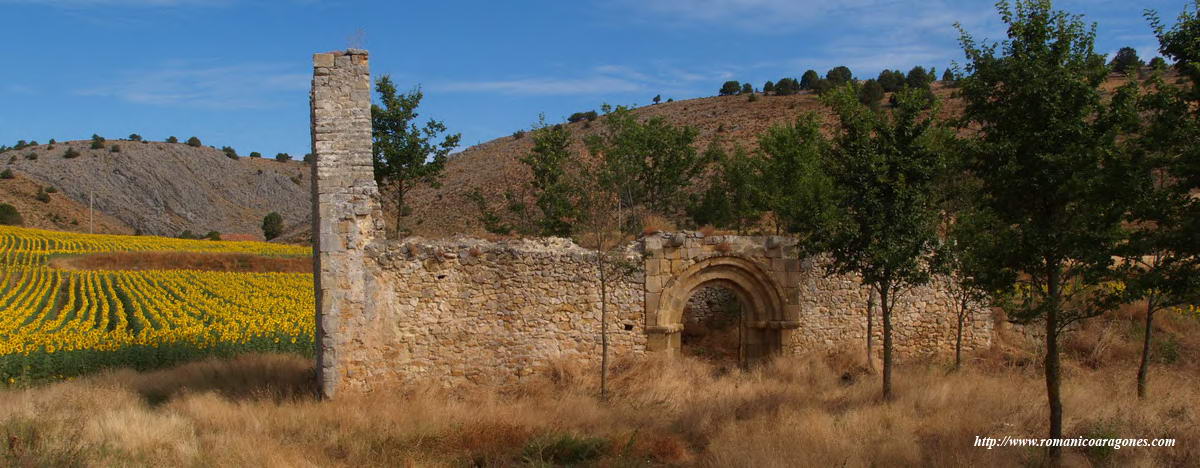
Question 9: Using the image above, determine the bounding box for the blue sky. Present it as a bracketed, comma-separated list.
[0, 0, 1187, 157]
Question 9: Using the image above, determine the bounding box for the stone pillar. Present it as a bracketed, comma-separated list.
[311, 49, 382, 398]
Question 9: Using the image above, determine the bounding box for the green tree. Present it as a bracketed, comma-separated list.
[689, 143, 762, 233]
[955, 1, 1139, 459]
[775, 77, 800, 95]
[811, 79, 835, 95]
[763, 80, 775, 94]
[719, 80, 741, 96]
[0, 169, 12, 179]
[1110, 46, 1144, 73]
[653, 94, 662, 104]
[825, 66, 853, 85]
[518, 117, 578, 237]
[371, 75, 462, 237]
[858, 79, 885, 110]
[62, 148, 79, 159]
[941, 68, 956, 82]
[249, 151, 262, 158]
[0, 203, 21, 226]
[186, 136, 202, 147]
[166, 136, 179, 144]
[261, 212, 284, 240]
[877, 69, 906, 92]
[820, 85, 946, 401]
[90, 134, 105, 149]
[128, 133, 142, 141]
[275, 153, 292, 162]
[755, 113, 836, 238]
[222, 146, 238, 159]
[906, 66, 933, 89]
[584, 106, 701, 226]
[800, 69, 820, 89]
[740, 82, 753, 94]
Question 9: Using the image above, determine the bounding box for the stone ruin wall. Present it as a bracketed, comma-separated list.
[311, 49, 994, 397]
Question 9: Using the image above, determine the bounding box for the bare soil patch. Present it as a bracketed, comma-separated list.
[48, 251, 313, 273]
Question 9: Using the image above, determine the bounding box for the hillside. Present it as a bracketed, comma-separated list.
[0, 140, 310, 239]
[0, 172, 134, 234]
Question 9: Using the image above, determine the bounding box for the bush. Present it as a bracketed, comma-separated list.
[26, 152, 38, 160]
[512, 129, 525, 139]
[249, 151, 262, 158]
[0, 203, 21, 226]
[906, 66, 932, 89]
[303, 153, 314, 164]
[90, 134, 105, 149]
[128, 133, 142, 141]
[0, 169, 12, 179]
[877, 69, 905, 92]
[62, 148, 78, 159]
[719, 80, 741, 96]
[800, 70, 820, 89]
[204, 231, 221, 241]
[262, 212, 284, 240]
[35, 188, 50, 203]
[941, 68, 956, 82]
[1109, 46, 1143, 74]
[166, 136, 179, 144]
[740, 82, 753, 94]
[747, 92, 759, 102]
[812, 79, 835, 95]
[275, 152, 292, 162]
[763, 80, 775, 94]
[775, 77, 800, 96]
[222, 146, 238, 159]
[825, 66, 853, 85]
[47, 138, 56, 145]
[521, 433, 608, 466]
[858, 79, 885, 109]
[44, 186, 57, 193]
[110, 144, 121, 153]
[186, 136, 202, 147]
[567, 111, 598, 123]
[1148, 56, 1167, 72]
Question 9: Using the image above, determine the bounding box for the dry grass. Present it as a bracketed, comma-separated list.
[1, 313, 1197, 467]
[48, 251, 313, 273]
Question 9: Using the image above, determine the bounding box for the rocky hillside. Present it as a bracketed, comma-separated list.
[0, 140, 310, 239]
[0, 172, 134, 234]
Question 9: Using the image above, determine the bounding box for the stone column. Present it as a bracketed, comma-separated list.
[311, 49, 383, 398]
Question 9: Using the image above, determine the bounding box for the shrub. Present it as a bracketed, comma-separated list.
[567, 111, 598, 123]
[512, 130, 525, 139]
[0, 203, 21, 225]
[858, 79, 885, 109]
[222, 146, 238, 159]
[26, 152, 38, 160]
[179, 230, 197, 239]
[740, 82, 753, 94]
[262, 212, 284, 240]
[0, 169, 12, 179]
[303, 153, 314, 164]
[62, 148, 79, 159]
[941, 68, 955, 82]
[521, 433, 607, 466]
[44, 186, 57, 193]
[653, 94, 662, 104]
[249, 151, 262, 158]
[747, 92, 759, 102]
[128, 133, 142, 141]
[905, 66, 932, 90]
[763, 80, 775, 94]
[204, 231, 221, 241]
[166, 136, 179, 144]
[1109, 46, 1142, 74]
[825, 66, 853, 84]
[110, 144, 121, 153]
[275, 152, 292, 162]
[35, 188, 50, 203]
[775, 77, 800, 96]
[90, 134, 105, 149]
[719, 80, 741, 96]
[186, 136, 202, 147]
[800, 70, 820, 89]
[812, 78, 835, 95]
[47, 138, 56, 145]
[877, 69, 905, 92]
[1148, 56, 1167, 71]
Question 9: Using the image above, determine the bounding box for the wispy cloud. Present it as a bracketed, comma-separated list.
[432, 63, 727, 97]
[78, 61, 308, 109]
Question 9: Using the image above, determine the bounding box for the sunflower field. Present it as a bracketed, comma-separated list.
[0, 226, 314, 382]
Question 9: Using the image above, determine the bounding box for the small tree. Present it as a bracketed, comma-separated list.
[249, 151, 262, 158]
[877, 69, 906, 92]
[719, 80, 742, 96]
[0, 203, 21, 226]
[1109, 46, 1143, 74]
[826, 66, 853, 85]
[204, 231, 221, 241]
[0, 169, 13, 179]
[90, 134, 105, 149]
[128, 133, 142, 141]
[262, 212, 284, 240]
[110, 144, 120, 153]
[756, 113, 836, 238]
[516, 117, 578, 237]
[222, 146, 238, 159]
[858, 79, 885, 110]
[800, 70, 821, 89]
[303, 153, 314, 164]
[35, 187, 50, 203]
[775, 77, 800, 95]
[689, 143, 762, 233]
[166, 136, 179, 144]
[275, 152, 292, 162]
[653, 94, 662, 104]
[763, 80, 775, 94]
[811, 79, 835, 95]
[372, 75, 461, 237]
[186, 136, 202, 147]
[62, 148, 79, 159]
[906, 66, 933, 89]
[941, 68, 956, 82]
[740, 82, 753, 94]
[1148, 56, 1167, 71]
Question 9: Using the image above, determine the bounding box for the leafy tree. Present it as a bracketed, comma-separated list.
[517, 117, 578, 237]
[0, 203, 21, 226]
[249, 151, 262, 158]
[204, 231, 221, 241]
[1110, 46, 1143, 73]
[166, 136, 179, 144]
[955, 1, 1139, 459]
[763, 80, 775, 94]
[941, 68, 956, 81]
[90, 134, 105, 149]
[222, 146, 238, 159]
[568, 111, 598, 123]
[800, 69, 821, 89]
[47, 139, 55, 145]
[906, 66, 933, 89]
[303, 153, 314, 164]
[877, 69, 906, 92]
[740, 82, 753, 94]
[820, 85, 946, 401]
[186, 136, 202, 147]
[653, 94, 662, 104]
[858, 79, 885, 109]
[275, 152, 292, 162]
[755, 113, 836, 238]
[584, 106, 702, 226]
[1148, 56, 1167, 71]
[719, 80, 741, 96]
[1152, 2, 1200, 92]
[811, 79, 835, 95]
[775, 77, 800, 95]
[372, 75, 461, 237]
[689, 143, 761, 233]
[62, 148, 79, 159]
[261, 212, 284, 240]
[128, 133, 142, 141]
[825, 66, 853, 85]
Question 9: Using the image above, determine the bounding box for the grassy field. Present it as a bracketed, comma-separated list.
[0, 226, 314, 382]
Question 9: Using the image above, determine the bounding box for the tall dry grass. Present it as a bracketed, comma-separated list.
[48, 251, 313, 273]
[1, 311, 1197, 467]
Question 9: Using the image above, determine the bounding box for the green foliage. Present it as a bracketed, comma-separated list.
[466, 188, 513, 235]
[61, 148, 78, 159]
[941, 68, 956, 81]
[858, 79, 885, 109]
[249, 151, 262, 158]
[35, 188, 50, 203]
[186, 136, 202, 147]
[877, 69, 906, 92]
[740, 82, 753, 94]
[689, 143, 762, 233]
[756, 113, 837, 239]
[90, 134, 105, 149]
[261, 212, 284, 240]
[905, 66, 933, 89]
[203, 231, 221, 241]
[47, 139, 55, 145]
[275, 152, 292, 162]
[585, 106, 702, 224]
[221, 146, 238, 159]
[747, 92, 759, 102]
[372, 75, 461, 237]
[1149, 1, 1200, 97]
[512, 129, 525, 139]
[653, 94, 662, 104]
[128, 133, 142, 141]
[775, 77, 801, 95]
[825, 66, 853, 84]
[110, 144, 120, 153]
[811, 79, 835, 95]
[521, 433, 608, 466]
[166, 136, 179, 144]
[0, 203, 22, 226]
[517, 117, 579, 237]
[567, 110, 598, 123]
[0, 169, 12, 179]
[44, 186, 56, 193]
[719, 80, 741, 96]
[763, 80, 775, 94]
[800, 69, 820, 89]
[1109, 46, 1143, 73]
[1148, 56, 1167, 71]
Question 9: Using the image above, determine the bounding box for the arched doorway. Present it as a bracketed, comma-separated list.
[681, 284, 745, 366]
[645, 255, 794, 366]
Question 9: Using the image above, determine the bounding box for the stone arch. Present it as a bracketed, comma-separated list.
[646, 254, 798, 364]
